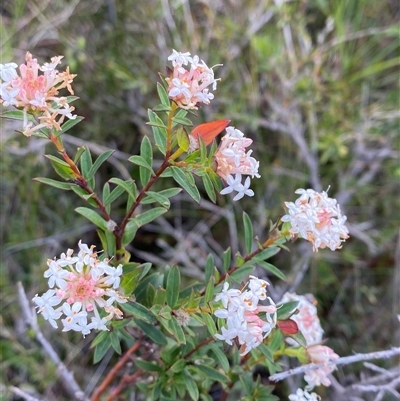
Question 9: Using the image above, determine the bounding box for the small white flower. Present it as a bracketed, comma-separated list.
[289, 388, 321, 401]
[0, 63, 18, 82]
[44, 260, 69, 289]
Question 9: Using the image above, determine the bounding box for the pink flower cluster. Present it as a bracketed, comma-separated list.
[166, 49, 219, 110]
[0, 52, 76, 136]
[32, 241, 127, 336]
[281, 188, 349, 251]
[280, 293, 324, 346]
[280, 293, 339, 390]
[217, 127, 260, 201]
[214, 276, 277, 355]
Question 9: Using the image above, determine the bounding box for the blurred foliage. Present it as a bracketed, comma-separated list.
[1, 0, 399, 400]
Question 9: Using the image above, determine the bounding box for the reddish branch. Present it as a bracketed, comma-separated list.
[91, 339, 143, 401]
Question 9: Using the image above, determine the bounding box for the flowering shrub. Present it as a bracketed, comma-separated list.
[2, 50, 354, 400]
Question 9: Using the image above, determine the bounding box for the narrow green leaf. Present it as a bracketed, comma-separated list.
[59, 116, 84, 134]
[257, 260, 286, 281]
[148, 109, 167, 155]
[204, 277, 215, 303]
[153, 104, 171, 112]
[203, 313, 217, 337]
[80, 147, 92, 179]
[157, 82, 170, 106]
[287, 331, 307, 348]
[257, 343, 274, 363]
[136, 207, 168, 227]
[172, 115, 193, 126]
[135, 320, 168, 345]
[120, 302, 156, 323]
[230, 266, 255, 283]
[166, 265, 180, 308]
[170, 166, 200, 203]
[122, 218, 139, 246]
[45, 155, 76, 179]
[141, 191, 170, 208]
[75, 207, 108, 230]
[176, 127, 189, 151]
[140, 136, 153, 186]
[209, 343, 230, 373]
[276, 301, 299, 320]
[120, 266, 143, 295]
[110, 331, 122, 354]
[196, 365, 229, 383]
[243, 212, 254, 254]
[93, 335, 112, 364]
[252, 247, 281, 262]
[33, 177, 73, 190]
[103, 184, 125, 206]
[135, 359, 163, 372]
[70, 186, 97, 207]
[209, 170, 223, 193]
[128, 155, 154, 174]
[183, 369, 199, 401]
[87, 150, 114, 180]
[201, 174, 216, 203]
[108, 178, 137, 200]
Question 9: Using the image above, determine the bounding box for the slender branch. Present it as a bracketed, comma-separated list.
[269, 347, 400, 382]
[17, 282, 89, 401]
[8, 386, 45, 401]
[91, 339, 143, 401]
[104, 369, 144, 401]
[184, 336, 214, 359]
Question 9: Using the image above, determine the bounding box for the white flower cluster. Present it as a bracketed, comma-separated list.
[0, 52, 76, 136]
[281, 188, 349, 251]
[166, 49, 219, 109]
[280, 293, 324, 346]
[33, 241, 127, 336]
[217, 127, 261, 201]
[289, 388, 321, 401]
[214, 276, 277, 355]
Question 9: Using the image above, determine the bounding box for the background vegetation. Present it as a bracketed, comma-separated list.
[1, 0, 399, 400]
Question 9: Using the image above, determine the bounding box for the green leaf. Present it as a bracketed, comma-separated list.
[87, 150, 114, 180]
[172, 115, 193, 127]
[75, 207, 108, 230]
[257, 260, 286, 281]
[108, 178, 137, 200]
[203, 313, 217, 337]
[122, 219, 139, 246]
[153, 104, 172, 112]
[148, 109, 167, 155]
[45, 155, 76, 180]
[135, 359, 163, 372]
[120, 264, 143, 295]
[243, 212, 254, 254]
[136, 207, 168, 227]
[223, 247, 231, 272]
[176, 127, 190, 152]
[70, 186, 98, 207]
[230, 266, 255, 283]
[209, 343, 230, 373]
[268, 329, 283, 352]
[166, 265, 180, 308]
[110, 331, 122, 354]
[201, 173, 216, 203]
[183, 369, 199, 401]
[252, 247, 281, 262]
[103, 184, 125, 207]
[93, 334, 112, 364]
[33, 177, 73, 190]
[59, 116, 84, 135]
[257, 343, 274, 363]
[80, 147, 93, 180]
[120, 302, 156, 323]
[135, 320, 168, 345]
[140, 136, 153, 186]
[141, 191, 170, 208]
[287, 331, 307, 348]
[277, 301, 299, 320]
[209, 170, 223, 193]
[204, 277, 215, 303]
[170, 359, 186, 373]
[74, 146, 86, 164]
[158, 187, 182, 199]
[170, 167, 200, 203]
[128, 155, 154, 175]
[196, 365, 229, 383]
[157, 82, 170, 106]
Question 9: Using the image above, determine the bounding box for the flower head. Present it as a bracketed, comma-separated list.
[304, 344, 339, 390]
[33, 241, 127, 336]
[289, 388, 321, 401]
[215, 126, 260, 201]
[280, 293, 324, 346]
[281, 188, 349, 251]
[0, 52, 77, 136]
[166, 50, 220, 109]
[214, 276, 277, 355]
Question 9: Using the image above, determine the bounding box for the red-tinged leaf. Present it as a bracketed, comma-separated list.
[277, 319, 299, 335]
[190, 119, 231, 146]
